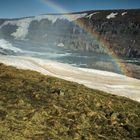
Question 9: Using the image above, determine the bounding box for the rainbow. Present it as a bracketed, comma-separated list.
[40, 0, 130, 76]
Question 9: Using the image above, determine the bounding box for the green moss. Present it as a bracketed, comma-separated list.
[0, 63, 140, 139]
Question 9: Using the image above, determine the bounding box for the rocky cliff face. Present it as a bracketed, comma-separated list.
[0, 9, 140, 58]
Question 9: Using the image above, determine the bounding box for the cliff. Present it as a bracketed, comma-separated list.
[0, 9, 140, 58]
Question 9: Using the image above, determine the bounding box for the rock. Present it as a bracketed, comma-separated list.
[111, 113, 118, 125]
[0, 110, 7, 121]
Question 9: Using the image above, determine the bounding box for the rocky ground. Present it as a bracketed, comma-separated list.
[124, 63, 140, 79]
[0, 63, 140, 139]
[89, 61, 140, 80]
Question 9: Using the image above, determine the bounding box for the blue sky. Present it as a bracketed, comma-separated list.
[0, 0, 140, 18]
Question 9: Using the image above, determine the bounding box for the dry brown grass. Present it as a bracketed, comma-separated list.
[0, 63, 140, 139]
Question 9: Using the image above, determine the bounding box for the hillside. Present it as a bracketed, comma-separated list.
[0, 9, 140, 80]
[0, 9, 140, 58]
[0, 63, 140, 139]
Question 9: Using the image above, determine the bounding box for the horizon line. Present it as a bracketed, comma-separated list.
[0, 8, 140, 19]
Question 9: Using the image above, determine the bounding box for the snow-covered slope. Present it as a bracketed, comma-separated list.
[0, 55, 140, 102]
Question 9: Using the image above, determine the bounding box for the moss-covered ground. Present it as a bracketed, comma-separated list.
[0, 63, 140, 140]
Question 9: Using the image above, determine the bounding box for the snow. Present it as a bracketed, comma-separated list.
[11, 18, 32, 40]
[122, 12, 127, 16]
[106, 13, 118, 19]
[35, 13, 87, 23]
[86, 12, 99, 19]
[78, 67, 124, 77]
[0, 18, 32, 40]
[0, 39, 22, 52]
[0, 55, 140, 102]
[65, 13, 87, 21]
[57, 43, 64, 47]
[35, 15, 63, 23]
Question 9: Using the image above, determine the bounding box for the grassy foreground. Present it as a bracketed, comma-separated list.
[0, 63, 140, 140]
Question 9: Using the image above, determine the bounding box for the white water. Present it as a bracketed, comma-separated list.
[0, 39, 22, 53]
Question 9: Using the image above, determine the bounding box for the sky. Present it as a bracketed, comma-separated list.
[0, 0, 140, 18]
